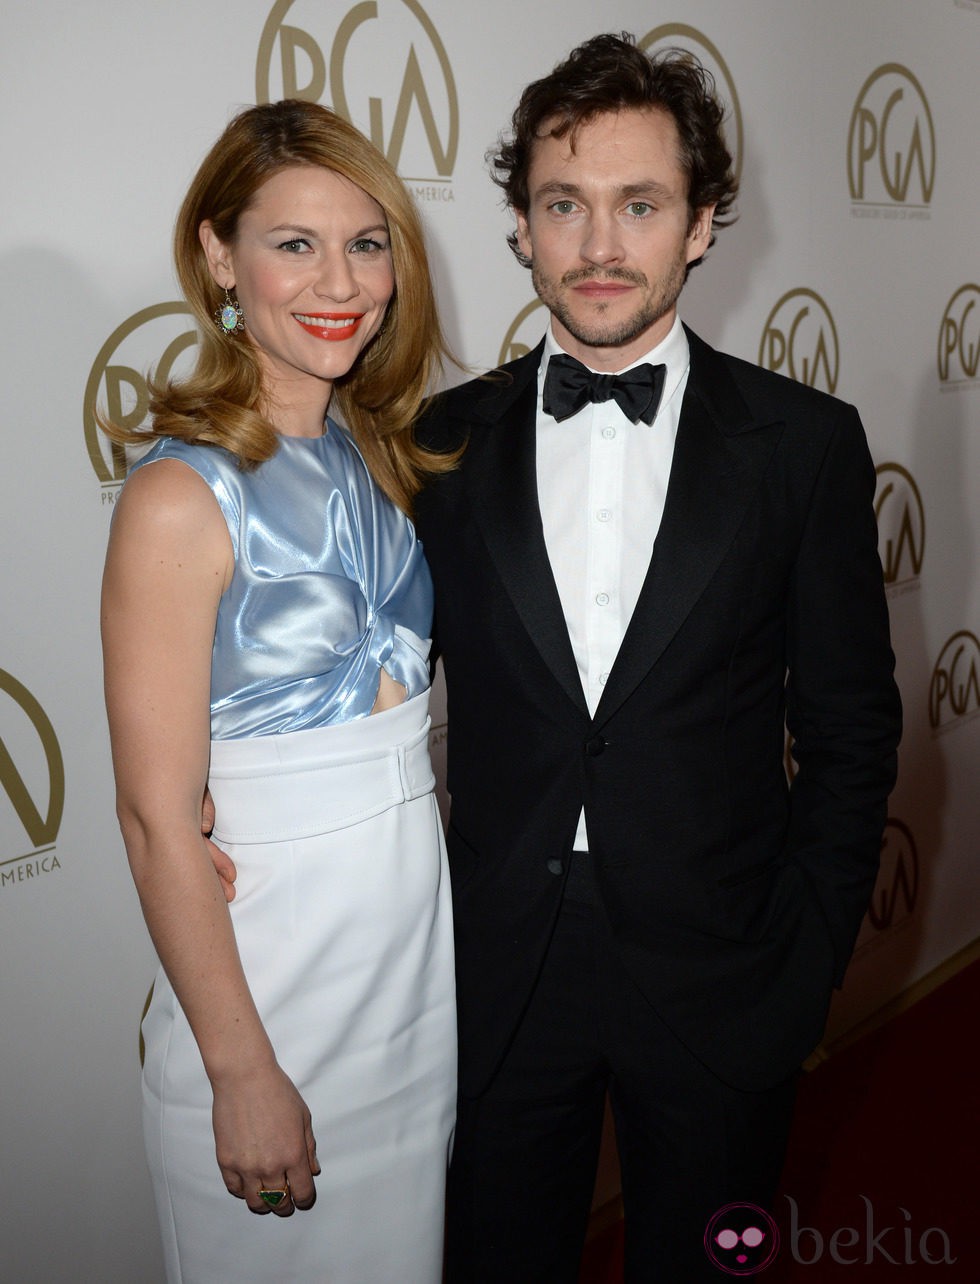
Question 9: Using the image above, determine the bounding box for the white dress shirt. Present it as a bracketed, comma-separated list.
[535, 315, 691, 851]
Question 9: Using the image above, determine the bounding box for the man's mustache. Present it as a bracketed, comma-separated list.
[559, 267, 649, 288]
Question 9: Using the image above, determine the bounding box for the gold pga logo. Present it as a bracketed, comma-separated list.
[929, 631, 980, 731]
[847, 64, 935, 207]
[938, 284, 980, 385]
[498, 300, 548, 367]
[759, 289, 839, 393]
[0, 669, 64, 883]
[640, 24, 743, 183]
[874, 463, 924, 592]
[83, 303, 197, 496]
[256, 0, 458, 189]
[868, 819, 919, 931]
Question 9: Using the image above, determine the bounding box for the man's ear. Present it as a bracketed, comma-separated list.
[686, 204, 716, 264]
[199, 221, 235, 289]
[514, 209, 533, 264]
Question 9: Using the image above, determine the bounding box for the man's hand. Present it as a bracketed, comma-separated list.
[202, 787, 237, 902]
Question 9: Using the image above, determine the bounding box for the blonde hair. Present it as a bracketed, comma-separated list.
[104, 100, 455, 512]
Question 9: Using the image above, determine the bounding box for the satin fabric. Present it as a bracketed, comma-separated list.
[541, 352, 666, 424]
[129, 423, 433, 737]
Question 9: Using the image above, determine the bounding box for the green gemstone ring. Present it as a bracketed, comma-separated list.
[258, 1185, 289, 1208]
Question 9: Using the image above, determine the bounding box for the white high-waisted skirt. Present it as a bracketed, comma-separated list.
[140, 691, 457, 1283]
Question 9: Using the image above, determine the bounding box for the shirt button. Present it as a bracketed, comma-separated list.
[601, 426, 616, 440]
[599, 672, 609, 685]
[596, 508, 611, 523]
[595, 592, 610, 606]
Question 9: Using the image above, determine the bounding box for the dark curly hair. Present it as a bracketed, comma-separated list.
[491, 32, 738, 270]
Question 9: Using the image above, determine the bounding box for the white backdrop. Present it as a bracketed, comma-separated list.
[2, 2, 978, 1278]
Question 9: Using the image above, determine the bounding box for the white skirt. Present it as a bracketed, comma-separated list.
[141, 691, 457, 1283]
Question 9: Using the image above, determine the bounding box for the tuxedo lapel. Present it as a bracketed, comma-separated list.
[461, 346, 589, 717]
[594, 332, 784, 726]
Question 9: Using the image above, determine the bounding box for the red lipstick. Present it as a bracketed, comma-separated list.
[294, 312, 364, 341]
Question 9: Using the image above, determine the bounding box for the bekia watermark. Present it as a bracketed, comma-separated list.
[705, 1197, 956, 1272]
[785, 1196, 956, 1268]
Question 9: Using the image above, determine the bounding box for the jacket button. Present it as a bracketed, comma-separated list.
[546, 859, 563, 876]
[586, 735, 607, 757]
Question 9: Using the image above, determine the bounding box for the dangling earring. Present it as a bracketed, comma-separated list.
[215, 287, 245, 334]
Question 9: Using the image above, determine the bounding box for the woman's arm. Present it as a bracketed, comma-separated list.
[102, 459, 319, 1213]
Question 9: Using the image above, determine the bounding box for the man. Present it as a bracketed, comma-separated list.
[412, 32, 901, 1282]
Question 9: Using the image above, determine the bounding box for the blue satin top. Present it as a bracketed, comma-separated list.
[128, 425, 433, 739]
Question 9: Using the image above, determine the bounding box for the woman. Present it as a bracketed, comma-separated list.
[101, 100, 456, 1282]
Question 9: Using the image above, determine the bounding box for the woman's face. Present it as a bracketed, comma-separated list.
[201, 163, 394, 431]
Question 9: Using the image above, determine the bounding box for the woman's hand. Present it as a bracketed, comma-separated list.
[212, 1061, 320, 1216]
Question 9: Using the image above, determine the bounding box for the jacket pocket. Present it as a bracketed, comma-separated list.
[717, 859, 784, 889]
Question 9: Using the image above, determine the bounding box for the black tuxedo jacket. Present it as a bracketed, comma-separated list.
[414, 328, 901, 1096]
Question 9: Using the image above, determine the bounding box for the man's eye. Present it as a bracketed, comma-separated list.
[550, 201, 576, 215]
[626, 202, 652, 217]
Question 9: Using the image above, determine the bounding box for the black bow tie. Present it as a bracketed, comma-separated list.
[542, 353, 666, 425]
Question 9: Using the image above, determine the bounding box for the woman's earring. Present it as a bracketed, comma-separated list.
[215, 288, 245, 334]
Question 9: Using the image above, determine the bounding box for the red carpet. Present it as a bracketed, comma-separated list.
[579, 955, 979, 1281]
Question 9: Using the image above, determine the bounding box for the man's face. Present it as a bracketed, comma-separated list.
[515, 108, 714, 371]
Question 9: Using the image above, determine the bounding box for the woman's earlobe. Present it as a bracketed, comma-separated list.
[199, 221, 235, 288]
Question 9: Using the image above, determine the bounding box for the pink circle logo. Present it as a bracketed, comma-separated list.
[704, 1202, 780, 1275]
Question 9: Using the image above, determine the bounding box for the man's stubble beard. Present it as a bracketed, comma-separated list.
[530, 254, 688, 350]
